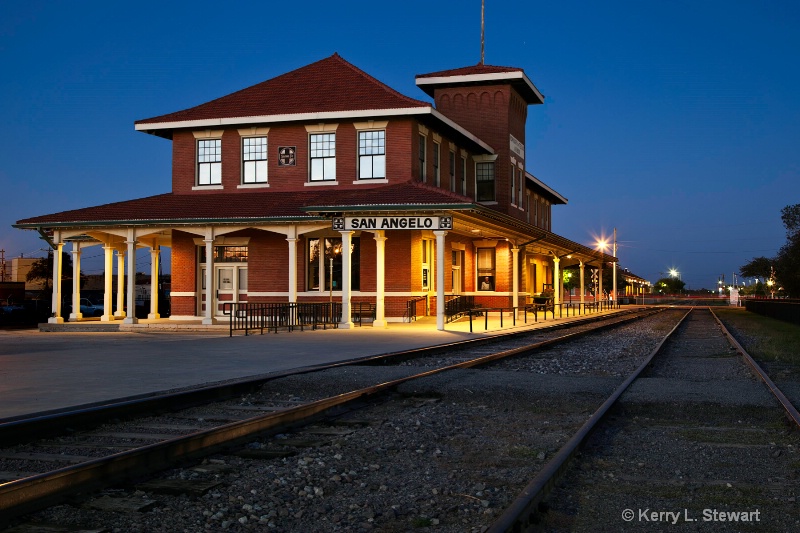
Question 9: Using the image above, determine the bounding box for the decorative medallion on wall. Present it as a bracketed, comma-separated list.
[278, 146, 296, 166]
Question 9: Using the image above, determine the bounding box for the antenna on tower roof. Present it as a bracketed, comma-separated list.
[480, 0, 485, 65]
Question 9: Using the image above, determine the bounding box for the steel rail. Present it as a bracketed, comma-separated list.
[0, 308, 661, 527]
[487, 308, 693, 533]
[710, 308, 800, 428]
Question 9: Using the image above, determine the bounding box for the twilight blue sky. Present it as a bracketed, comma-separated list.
[2, 0, 798, 290]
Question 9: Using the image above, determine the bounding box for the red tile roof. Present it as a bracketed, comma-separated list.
[15, 182, 475, 227]
[416, 63, 524, 79]
[136, 54, 431, 126]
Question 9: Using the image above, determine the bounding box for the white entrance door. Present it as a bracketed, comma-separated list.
[201, 265, 248, 317]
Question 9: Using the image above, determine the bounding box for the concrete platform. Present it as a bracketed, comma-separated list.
[0, 307, 631, 421]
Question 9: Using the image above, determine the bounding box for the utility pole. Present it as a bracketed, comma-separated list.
[612, 228, 617, 307]
[0, 249, 5, 282]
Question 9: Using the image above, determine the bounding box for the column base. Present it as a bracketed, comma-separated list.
[202, 317, 216, 325]
[148, 313, 161, 320]
[339, 321, 354, 329]
[114, 312, 126, 318]
[372, 320, 387, 328]
[100, 314, 115, 322]
[48, 316, 64, 324]
[69, 313, 83, 321]
[123, 317, 138, 324]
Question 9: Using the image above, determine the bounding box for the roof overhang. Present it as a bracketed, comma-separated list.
[526, 172, 568, 205]
[416, 71, 544, 104]
[135, 107, 495, 154]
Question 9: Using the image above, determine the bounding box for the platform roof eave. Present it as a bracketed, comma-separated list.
[13, 215, 324, 231]
[301, 203, 476, 215]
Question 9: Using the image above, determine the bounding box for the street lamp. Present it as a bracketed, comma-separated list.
[596, 238, 608, 307]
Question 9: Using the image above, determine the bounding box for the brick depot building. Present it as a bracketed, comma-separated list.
[15, 54, 614, 330]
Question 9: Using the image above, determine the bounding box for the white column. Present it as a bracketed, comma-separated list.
[511, 246, 519, 314]
[553, 256, 561, 305]
[287, 237, 298, 303]
[339, 231, 354, 329]
[123, 232, 138, 324]
[101, 244, 114, 321]
[69, 242, 82, 320]
[203, 237, 215, 324]
[48, 239, 64, 324]
[579, 261, 585, 306]
[434, 230, 447, 331]
[115, 251, 126, 318]
[148, 245, 160, 319]
[374, 231, 387, 327]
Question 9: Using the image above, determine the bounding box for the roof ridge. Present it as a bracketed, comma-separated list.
[329, 53, 430, 108]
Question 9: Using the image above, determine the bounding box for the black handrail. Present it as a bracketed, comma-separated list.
[223, 302, 342, 336]
[444, 295, 475, 323]
[405, 296, 428, 322]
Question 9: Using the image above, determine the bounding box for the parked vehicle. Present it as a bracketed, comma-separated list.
[79, 298, 104, 317]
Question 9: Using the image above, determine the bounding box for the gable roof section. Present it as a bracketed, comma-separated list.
[14, 182, 476, 228]
[136, 54, 430, 129]
[415, 63, 544, 104]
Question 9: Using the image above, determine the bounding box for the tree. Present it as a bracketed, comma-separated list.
[26, 250, 73, 299]
[741, 204, 800, 298]
[654, 277, 685, 295]
[740, 256, 772, 279]
[775, 206, 800, 297]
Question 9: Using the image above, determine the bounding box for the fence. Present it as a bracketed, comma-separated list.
[744, 299, 800, 326]
[223, 302, 342, 336]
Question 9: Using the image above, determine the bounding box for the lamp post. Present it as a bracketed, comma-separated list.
[612, 228, 617, 307]
[596, 238, 608, 308]
[329, 244, 340, 320]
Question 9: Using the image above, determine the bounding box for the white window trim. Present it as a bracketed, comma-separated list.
[308, 129, 338, 183]
[195, 136, 223, 187]
[357, 128, 387, 181]
[239, 127, 270, 186]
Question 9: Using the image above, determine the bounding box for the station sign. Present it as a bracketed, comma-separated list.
[332, 216, 452, 231]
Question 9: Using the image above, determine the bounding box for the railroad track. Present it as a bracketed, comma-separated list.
[0, 308, 667, 529]
[495, 308, 800, 532]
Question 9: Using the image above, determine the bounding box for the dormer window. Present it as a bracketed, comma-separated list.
[197, 139, 221, 185]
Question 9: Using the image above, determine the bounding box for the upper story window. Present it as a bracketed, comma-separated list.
[418, 134, 426, 182]
[449, 150, 456, 192]
[358, 130, 385, 179]
[510, 167, 516, 205]
[197, 139, 221, 185]
[476, 162, 495, 202]
[432, 141, 440, 187]
[460, 155, 467, 196]
[242, 137, 267, 184]
[310, 133, 336, 181]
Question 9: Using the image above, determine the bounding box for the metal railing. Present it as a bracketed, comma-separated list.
[405, 296, 428, 322]
[223, 302, 341, 336]
[445, 295, 475, 323]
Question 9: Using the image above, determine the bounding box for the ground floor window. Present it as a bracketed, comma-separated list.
[477, 248, 495, 291]
[307, 237, 360, 291]
[199, 245, 249, 263]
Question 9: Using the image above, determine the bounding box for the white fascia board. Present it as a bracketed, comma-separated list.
[416, 71, 544, 103]
[135, 107, 433, 132]
[526, 172, 569, 204]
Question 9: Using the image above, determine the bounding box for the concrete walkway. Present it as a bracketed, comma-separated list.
[0, 307, 628, 421]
